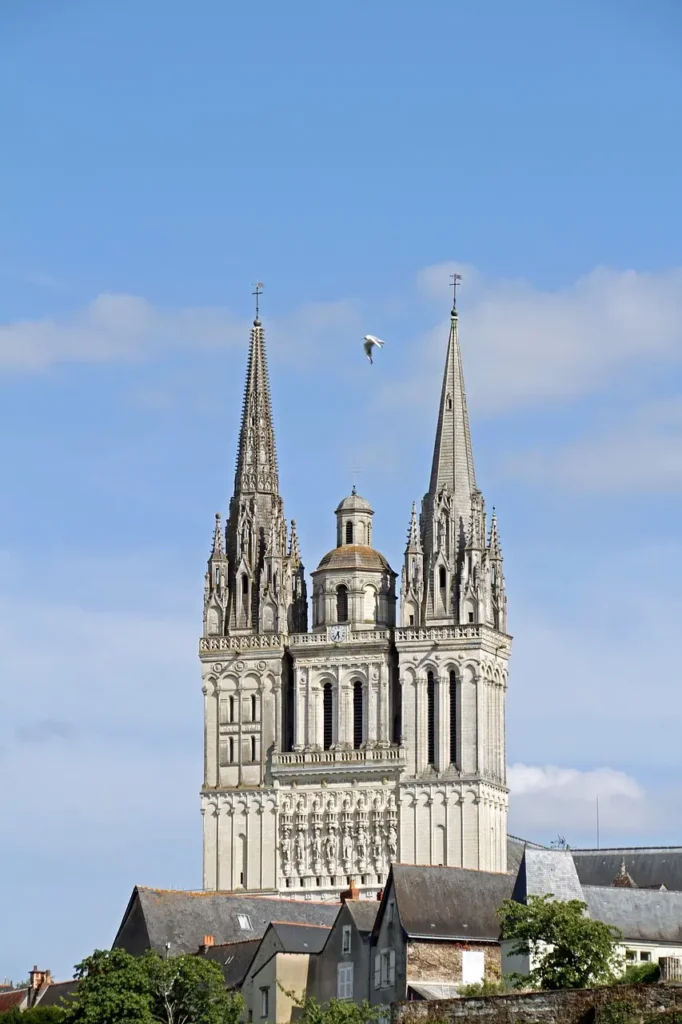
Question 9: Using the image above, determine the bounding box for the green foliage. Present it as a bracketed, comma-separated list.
[1, 1010, 65, 1024]
[457, 979, 506, 997]
[63, 948, 244, 1024]
[294, 998, 384, 1024]
[499, 894, 623, 991]
[614, 961, 661, 986]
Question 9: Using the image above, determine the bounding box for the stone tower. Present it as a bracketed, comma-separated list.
[397, 292, 510, 873]
[200, 290, 510, 896]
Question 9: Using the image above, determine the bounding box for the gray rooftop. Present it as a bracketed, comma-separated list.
[584, 885, 682, 944]
[512, 849, 584, 905]
[345, 899, 380, 934]
[269, 922, 331, 954]
[38, 981, 79, 1009]
[113, 886, 340, 956]
[572, 848, 682, 893]
[200, 939, 260, 989]
[389, 864, 514, 941]
[507, 834, 549, 877]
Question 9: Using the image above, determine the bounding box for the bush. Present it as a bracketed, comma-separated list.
[616, 961, 660, 985]
[457, 979, 506, 997]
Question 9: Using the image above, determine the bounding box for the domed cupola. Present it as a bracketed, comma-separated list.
[311, 489, 397, 631]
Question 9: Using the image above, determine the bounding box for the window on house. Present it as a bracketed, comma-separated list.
[260, 987, 270, 1018]
[337, 963, 353, 1000]
[323, 683, 333, 750]
[345, 521, 353, 544]
[250, 736, 257, 762]
[449, 671, 457, 765]
[625, 950, 636, 961]
[237, 914, 253, 931]
[336, 585, 348, 623]
[462, 950, 485, 985]
[640, 951, 652, 962]
[342, 925, 352, 954]
[427, 671, 435, 765]
[353, 681, 363, 749]
[374, 950, 395, 989]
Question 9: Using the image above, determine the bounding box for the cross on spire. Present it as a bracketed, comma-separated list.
[450, 272, 462, 312]
[252, 280, 264, 323]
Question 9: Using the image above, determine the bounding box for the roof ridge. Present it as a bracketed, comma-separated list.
[270, 920, 331, 929]
[571, 846, 682, 853]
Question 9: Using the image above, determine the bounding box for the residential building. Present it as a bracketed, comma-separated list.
[200, 288, 511, 899]
[310, 883, 380, 1004]
[196, 936, 261, 990]
[241, 922, 330, 1024]
[369, 864, 513, 1006]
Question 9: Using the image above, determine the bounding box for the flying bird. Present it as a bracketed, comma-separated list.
[363, 335, 386, 364]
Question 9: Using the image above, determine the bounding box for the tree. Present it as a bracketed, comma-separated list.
[499, 894, 623, 991]
[63, 948, 244, 1024]
[1, 1010, 65, 1024]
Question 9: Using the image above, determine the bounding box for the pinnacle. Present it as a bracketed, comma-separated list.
[233, 317, 280, 497]
[210, 512, 225, 557]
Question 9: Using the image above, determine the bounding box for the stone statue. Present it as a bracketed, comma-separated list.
[342, 829, 353, 862]
[387, 825, 398, 861]
[311, 827, 322, 862]
[280, 830, 292, 864]
[295, 830, 306, 862]
[325, 830, 337, 864]
[356, 825, 367, 861]
[373, 828, 383, 861]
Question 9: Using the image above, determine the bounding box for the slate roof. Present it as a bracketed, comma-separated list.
[512, 849, 584, 904]
[572, 848, 682, 893]
[113, 886, 340, 956]
[345, 900, 380, 935]
[389, 864, 514, 941]
[269, 922, 331, 954]
[583, 885, 682, 944]
[200, 940, 260, 989]
[316, 544, 391, 573]
[507, 834, 549, 876]
[38, 980, 80, 1008]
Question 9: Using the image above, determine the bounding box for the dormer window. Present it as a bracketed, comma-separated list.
[345, 521, 353, 544]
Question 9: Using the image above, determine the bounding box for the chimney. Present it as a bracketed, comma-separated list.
[199, 935, 215, 954]
[28, 968, 51, 1007]
[341, 879, 360, 903]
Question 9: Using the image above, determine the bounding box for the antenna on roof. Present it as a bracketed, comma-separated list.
[596, 796, 600, 850]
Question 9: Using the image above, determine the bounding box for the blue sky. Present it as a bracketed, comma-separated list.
[2, 0, 682, 983]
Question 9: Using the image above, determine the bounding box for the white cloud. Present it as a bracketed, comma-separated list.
[0, 292, 360, 372]
[508, 764, 644, 802]
[382, 264, 682, 417]
[505, 396, 682, 492]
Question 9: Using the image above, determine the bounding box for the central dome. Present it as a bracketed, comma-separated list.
[316, 543, 391, 573]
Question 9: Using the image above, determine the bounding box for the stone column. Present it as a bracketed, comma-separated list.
[293, 669, 306, 750]
[272, 680, 282, 752]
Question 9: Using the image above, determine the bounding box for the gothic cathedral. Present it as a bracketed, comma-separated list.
[200, 293, 510, 897]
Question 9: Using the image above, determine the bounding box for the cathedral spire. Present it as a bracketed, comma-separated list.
[210, 512, 225, 557]
[233, 302, 279, 498]
[426, 281, 476, 526]
[405, 502, 422, 554]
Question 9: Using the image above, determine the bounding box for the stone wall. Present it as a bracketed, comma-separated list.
[392, 983, 682, 1024]
[407, 942, 501, 985]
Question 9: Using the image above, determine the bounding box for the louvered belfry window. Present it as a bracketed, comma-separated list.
[323, 683, 333, 750]
[427, 671, 435, 765]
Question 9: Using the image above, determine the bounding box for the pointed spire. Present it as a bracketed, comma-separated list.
[289, 519, 301, 563]
[210, 512, 225, 557]
[489, 507, 502, 560]
[233, 311, 279, 497]
[426, 290, 476, 530]
[613, 858, 637, 888]
[405, 503, 422, 553]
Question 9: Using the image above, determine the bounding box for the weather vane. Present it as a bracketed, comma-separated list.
[450, 272, 462, 311]
[252, 280, 264, 321]
[351, 460, 362, 495]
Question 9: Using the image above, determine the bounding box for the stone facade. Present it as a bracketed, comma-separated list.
[201, 293, 511, 895]
[406, 941, 501, 986]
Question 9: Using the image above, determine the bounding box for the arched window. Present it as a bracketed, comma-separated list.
[363, 585, 377, 623]
[229, 696, 236, 723]
[228, 737, 235, 762]
[214, 566, 220, 587]
[353, 681, 363, 749]
[449, 671, 457, 765]
[250, 736, 257, 762]
[242, 573, 249, 594]
[323, 683, 333, 750]
[336, 584, 348, 623]
[439, 566, 446, 590]
[427, 671, 435, 766]
[345, 521, 353, 544]
[251, 694, 257, 722]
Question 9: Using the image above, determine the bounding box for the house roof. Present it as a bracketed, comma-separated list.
[507, 834, 549, 876]
[199, 940, 260, 989]
[345, 900, 380, 935]
[37, 980, 80, 1008]
[0, 989, 27, 1012]
[269, 921, 331, 954]
[571, 848, 682, 893]
[512, 849, 584, 905]
[113, 886, 340, 956]
[583, 885, 682, 944]
[388, 864, 514, 941]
